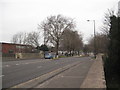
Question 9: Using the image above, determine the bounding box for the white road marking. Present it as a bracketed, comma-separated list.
[37, 66, 42, 68]
[25, 63, 29, 64]
[19, 59, 52, 65]
[16, 64, 19, 65]
[0, 75, 4, 77]
[6, 65, 10, 67]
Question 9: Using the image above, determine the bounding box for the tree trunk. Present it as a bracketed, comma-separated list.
[56, 41, 59, 57]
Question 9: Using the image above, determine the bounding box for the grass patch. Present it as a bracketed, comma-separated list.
[59, 55, 67, 58]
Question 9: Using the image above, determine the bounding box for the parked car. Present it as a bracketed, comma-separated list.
[44, 53, 53, 59]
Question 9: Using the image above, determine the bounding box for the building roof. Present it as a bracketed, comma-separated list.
[0, 42, 32, 47]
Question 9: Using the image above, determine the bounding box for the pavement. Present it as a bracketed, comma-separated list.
[35, 61, 92, 88]
[34, 54, 106, 88]
[80, 54, 106, 88]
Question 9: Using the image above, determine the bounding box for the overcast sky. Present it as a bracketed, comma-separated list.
[0, 0, 119, 44]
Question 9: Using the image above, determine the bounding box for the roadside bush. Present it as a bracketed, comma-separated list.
[103, 16, 120, 89]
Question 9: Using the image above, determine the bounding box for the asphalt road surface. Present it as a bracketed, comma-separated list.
[2, 57, 93, 88]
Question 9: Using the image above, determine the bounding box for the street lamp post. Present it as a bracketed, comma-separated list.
[87, 20, 96, 58]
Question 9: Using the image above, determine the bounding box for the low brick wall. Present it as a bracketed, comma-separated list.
[2, 53, 16, 61]
[15, 53, 44, 59]
[2, 52, 44, 61]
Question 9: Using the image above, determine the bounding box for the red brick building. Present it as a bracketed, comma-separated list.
[1, 42, 34, 54]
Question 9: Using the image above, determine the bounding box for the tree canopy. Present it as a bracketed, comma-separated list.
[39, 15, 75, 56]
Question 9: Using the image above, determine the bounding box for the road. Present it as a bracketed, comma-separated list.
[2, 57, 94, 88]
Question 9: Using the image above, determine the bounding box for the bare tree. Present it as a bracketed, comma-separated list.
[97, 9, 115, 54]
[39, 15, 75, 56]
[11, 32, 27, 44]
[60, 29, 72, 52]
[11, 31, 40, 47]
[101, 9, 114, 35]
[26, 31, 40, 47]
[88, 33, 109, 54]
[60, 29, 83, 56]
